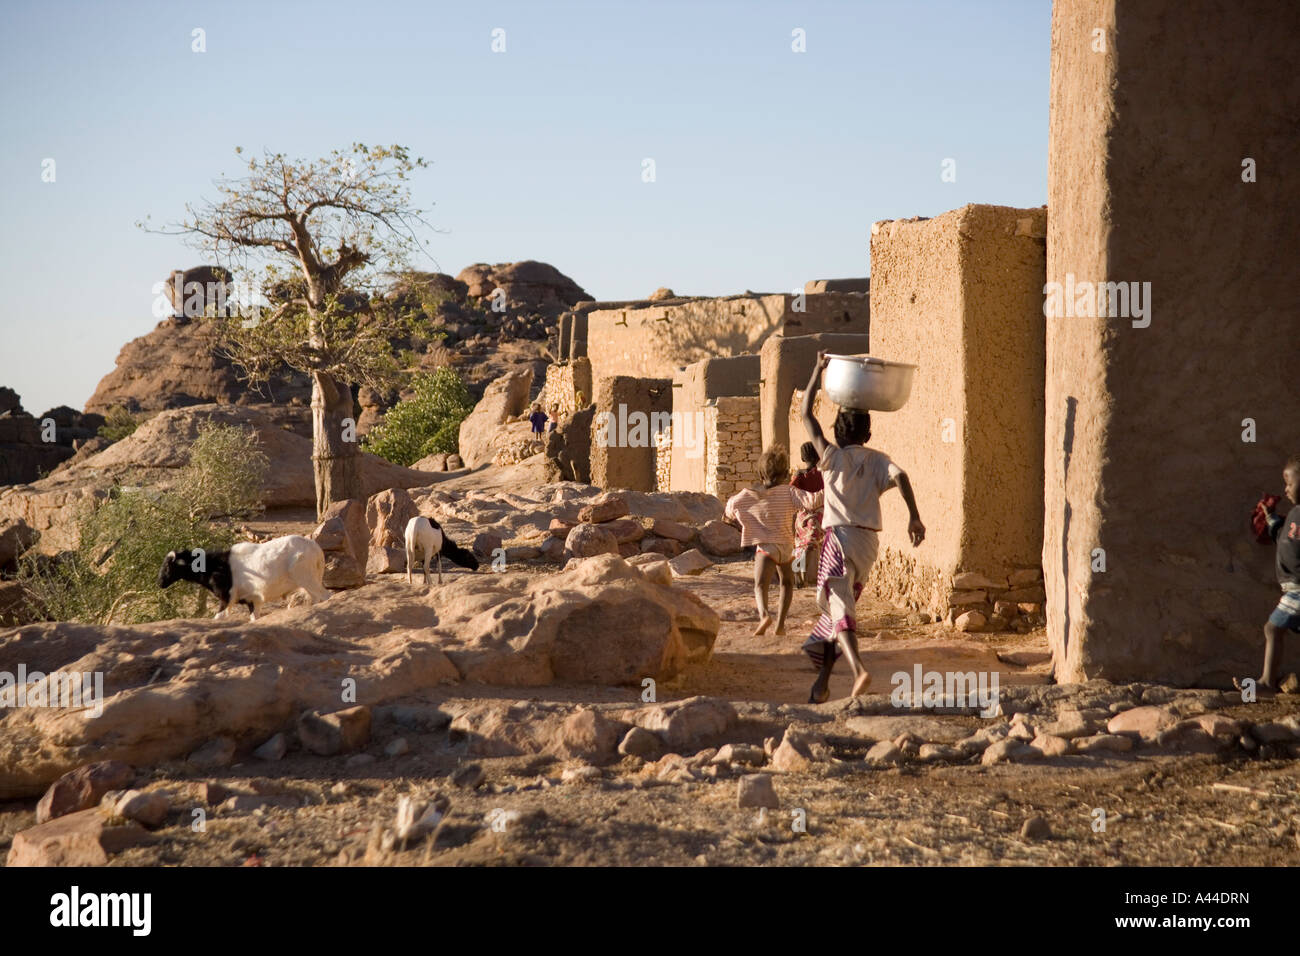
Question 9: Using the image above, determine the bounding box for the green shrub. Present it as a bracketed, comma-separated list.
[17, 423, 268, 624]
[362, 367, 474, 466]
[98, 405, 139, 442]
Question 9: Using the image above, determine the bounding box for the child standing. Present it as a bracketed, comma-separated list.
[725, 446, 822, 637]
[528, 403, 548, 438]
[800, 352, 926, 703]
[791, 441, 824, 588]
[1240, 455, 1300, 694]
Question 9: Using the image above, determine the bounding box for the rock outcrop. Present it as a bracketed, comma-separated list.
[457, 367, 534, 468]
[0, 405, 443, 553]
[83, 317, 312, 417]
[455, 261, 590, 316]
[0, 390, 104, 486]
[0, 554, 719, 797]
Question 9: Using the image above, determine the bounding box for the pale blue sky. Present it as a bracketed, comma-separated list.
[0, 0, 1049, 414]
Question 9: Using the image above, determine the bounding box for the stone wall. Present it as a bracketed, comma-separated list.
[761, 332, 871, 457]
[706, 396, 762, 502]
[863, 204, 1047, 623]
[540, 357, 593, 418]
[586, 293, 867, 404]
[654, 425, 672, 492]
[590, 376, 672, 492]
[1045, 0, 1300, 685]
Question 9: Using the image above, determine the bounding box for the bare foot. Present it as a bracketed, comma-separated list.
[851, 671, 872, 697]
[774, 621, 787, 636]
[809, 683, 830, 704]
[754, 616, 772, 636]
[1233, 676, 1277, 698]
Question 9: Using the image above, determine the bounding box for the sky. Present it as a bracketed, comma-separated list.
[0, 0, 1050, 415]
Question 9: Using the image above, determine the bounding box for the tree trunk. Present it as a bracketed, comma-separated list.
[311, 370, 362, 519]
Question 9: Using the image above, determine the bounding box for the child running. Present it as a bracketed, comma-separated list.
[725, 446, 823, 637]
[1238, 455, 1300, 695]
[801, 352, 926, 703]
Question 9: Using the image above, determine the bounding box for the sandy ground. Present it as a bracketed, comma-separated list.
[4, 530, 1298, 868]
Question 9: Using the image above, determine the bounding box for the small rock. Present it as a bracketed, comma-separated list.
[736, 773, 780, 809]
[384, 737, 410, 757]
[865, 741, 903, 766]
[1021, 816, 1051, 840]
[917, 743, 962, 763]
[106, 789, 170, 828]
[1107, 705, 1177, 740]
[198, 781, 230, 806]
[253, 733, 288, 761]
[1073, 733, 1134, 754]
[220, 794, 299, 813]
[1039, 710, 1093, 739]
[770, 727, 822, 772]
[713, 743, 765, 766]
[344, 753, 376, 769]
[298, 705, 372, 756]
[688, 748, 719, 768]
[561, 765, 602, 784]
[35, 761, 135, 824]
[452, 764, 485, 789]
[6, 809, 151, 866]
[698, 520, 742, 556]
[668, 548, 714, 577]
[905, 611, 933, 625]
[618, 726, 664, 760]
[955, 610, 986, 632]
[188, 736, 237, 769]
[981, 739, 1034, 765]
[1029, 734, 1071, 757]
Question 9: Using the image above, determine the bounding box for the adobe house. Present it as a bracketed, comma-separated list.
[760, 331, 871, 456]
[583, 291, 868, 404]
[1044, 0, 1300, 686]
[826, 204, 1050, 629]
[590, 375, 672, 492]
[658, 355, 761, 496]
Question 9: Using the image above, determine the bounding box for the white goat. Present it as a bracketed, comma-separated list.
[405, 516, 445, 585]
[159, 534, 329, 620]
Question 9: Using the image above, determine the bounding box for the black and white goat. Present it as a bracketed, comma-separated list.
[405, 515, 479, 584]
[159, 534, 329, 620]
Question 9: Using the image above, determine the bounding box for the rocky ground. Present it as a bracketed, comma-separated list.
[4, 551, 1298, 868]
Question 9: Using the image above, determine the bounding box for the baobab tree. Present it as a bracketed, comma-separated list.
[154, 144, 434, 516]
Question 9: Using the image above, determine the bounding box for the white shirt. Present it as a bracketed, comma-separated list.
[818, 444, 902, 531]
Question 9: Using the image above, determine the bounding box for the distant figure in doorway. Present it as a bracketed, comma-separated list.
[801, 352, 926, 704]
[547, 404, 560, 431]
[725, 445, 822, 638]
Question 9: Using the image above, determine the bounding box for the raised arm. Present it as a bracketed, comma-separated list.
[801, 351, 831, 458]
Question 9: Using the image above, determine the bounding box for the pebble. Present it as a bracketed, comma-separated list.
[344, 753, 376, 769]
[1021, 816, 1051, 840]
[253, 733, 288, 761]
[865, 741, 903, 766]
[384, 737, 410, 757]
[561, 765, 602, 784]
[452, 764, 486, 789]
[736, 773, 780, 809]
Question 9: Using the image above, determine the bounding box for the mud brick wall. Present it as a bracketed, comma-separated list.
[1045, 0, 1300, 685]
[590, 375, 672, 492]
[761, 332, 871, 457]
[865, 204, 1047, 621]
[706, 396, 761, 501]
[541, 358, 593, 418]
[586, 293, 867, 404]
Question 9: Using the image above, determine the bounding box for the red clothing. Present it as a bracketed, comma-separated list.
[792, 469, 823, 493]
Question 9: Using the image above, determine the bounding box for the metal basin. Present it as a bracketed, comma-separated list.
[822, 354, 917, 412]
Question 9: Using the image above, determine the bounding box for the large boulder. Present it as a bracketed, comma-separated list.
[310, 498, 369, 588]
[455, 261, 590, 316]
[366, 488, 420, 551]
[457, 367, 534, 468]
